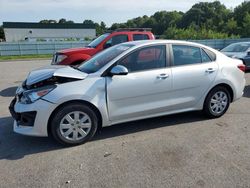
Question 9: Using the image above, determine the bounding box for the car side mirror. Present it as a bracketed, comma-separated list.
[110, 65, 128, 76]
[104, 43, 112, 49]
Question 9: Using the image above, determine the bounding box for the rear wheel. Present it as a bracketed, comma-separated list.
[51, 103, 98, 146]
[203, 86, 231, 118]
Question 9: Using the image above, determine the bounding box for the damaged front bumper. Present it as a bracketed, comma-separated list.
[9, 97, 56, 137]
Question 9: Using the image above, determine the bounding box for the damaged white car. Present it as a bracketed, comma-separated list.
[9, 40, 246, 146]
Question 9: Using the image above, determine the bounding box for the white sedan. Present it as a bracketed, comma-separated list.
[9, 40, 246, 145]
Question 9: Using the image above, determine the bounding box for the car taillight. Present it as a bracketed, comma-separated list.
[237, 64, 246, 72]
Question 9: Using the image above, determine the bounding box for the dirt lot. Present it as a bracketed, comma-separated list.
[0, 60, 250, 188]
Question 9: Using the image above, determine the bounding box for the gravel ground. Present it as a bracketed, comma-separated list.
[0, 60, 250, 188]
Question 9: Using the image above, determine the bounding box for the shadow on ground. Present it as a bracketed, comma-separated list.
[0, 111, 205, 161]
[0, 86, 18, 97]
[0, 84, 249, 160]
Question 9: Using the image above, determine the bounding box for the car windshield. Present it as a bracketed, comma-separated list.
[221, 43, 250, 52]
[79, 44, 134, 74]
[87, 33, 110, 48]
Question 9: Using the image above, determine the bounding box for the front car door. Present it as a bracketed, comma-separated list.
[170, 44, 218, 110]
[106, 44, 173, 123]
[103, 34, 129, 49]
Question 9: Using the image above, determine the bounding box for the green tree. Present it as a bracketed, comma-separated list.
[95, 21, 107, 35]
[100, 21, 106, 31]
[181, 1, 230, 32]
[58, 19, 74, 24]
[242, 13, 250, 37]
[152, 11, 183, 35]
[39, 19, 57, 23]
[224, 18, 238, 35]
[163, 25, 238, 40]
[234, 1, 250, 27]
[58, 18, 67, 23]
[83, 20, 95, 25]
[234, 1, 250, 37]
[110, 11, 182, 35]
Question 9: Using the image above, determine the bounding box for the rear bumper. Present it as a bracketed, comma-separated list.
[234, 78, 246, 102]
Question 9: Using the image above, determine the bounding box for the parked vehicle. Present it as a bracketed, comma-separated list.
[9, 40, 246, 146]
[51, 28, 155, 66]
[221, 42, 250, 70]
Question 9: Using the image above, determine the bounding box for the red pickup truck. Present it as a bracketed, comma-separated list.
[51, 28, 155, 66]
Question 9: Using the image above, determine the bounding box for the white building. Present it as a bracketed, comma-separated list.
[3, 22, 96, 42]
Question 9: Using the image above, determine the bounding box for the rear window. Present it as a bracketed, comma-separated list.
[221, 43, 250, 52]
[133, 34, 149, 41]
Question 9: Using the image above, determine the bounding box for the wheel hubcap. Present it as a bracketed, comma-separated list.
[210, 91, 228, 114]
[59, 111, 92, 141]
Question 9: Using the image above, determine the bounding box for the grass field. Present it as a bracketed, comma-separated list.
[0, 54, 52, 61]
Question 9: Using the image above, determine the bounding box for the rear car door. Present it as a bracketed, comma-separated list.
[170, 44, 218, 110]
[106, 44, 173, 122]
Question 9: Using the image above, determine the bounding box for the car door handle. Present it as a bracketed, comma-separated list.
[157, 73, 169, 79]
[205, 68, 216, 73]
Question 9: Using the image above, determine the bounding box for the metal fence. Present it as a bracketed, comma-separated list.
[1, 38, 250, 56]
[0, 41, 89, 56]
[190, 38, 250, 50]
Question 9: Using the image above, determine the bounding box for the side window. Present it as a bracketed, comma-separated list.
[201, 49, 212, 63]
[118, 45, 166, 72]
[133, 34, 149, 41]
[172, 45, 202, 66]
[104, 35, 128, 49]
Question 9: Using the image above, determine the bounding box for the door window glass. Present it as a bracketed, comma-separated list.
[133, 34, 149, 41]
[105, 35, 128, 48]
[172, 45, 202, 66]
[118, 45, 166, 72]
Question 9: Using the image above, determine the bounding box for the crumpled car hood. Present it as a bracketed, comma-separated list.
[26, 65, 88, 86]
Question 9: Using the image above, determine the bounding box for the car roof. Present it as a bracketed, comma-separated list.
[121, 39, 209, 48]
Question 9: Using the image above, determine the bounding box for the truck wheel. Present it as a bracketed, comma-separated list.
[51, 103, 98, 146]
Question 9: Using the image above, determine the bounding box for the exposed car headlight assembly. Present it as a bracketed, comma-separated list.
[20, 85, 56, 104]
[52, 54, 67, 64]
[56, 54, 67, 63]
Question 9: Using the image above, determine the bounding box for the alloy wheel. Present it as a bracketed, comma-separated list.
[59, 111, 92, 141]
[209, 91, 228, 114]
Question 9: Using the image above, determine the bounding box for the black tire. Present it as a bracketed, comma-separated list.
[203, 86, 231, 118]
[51, 103, 98, 146]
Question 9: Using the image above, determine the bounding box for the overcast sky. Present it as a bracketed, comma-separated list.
[0, 0, 245, 26]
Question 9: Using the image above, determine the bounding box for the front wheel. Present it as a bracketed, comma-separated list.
[51, 103, 98, 146]
[203, 86, 231, 118]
